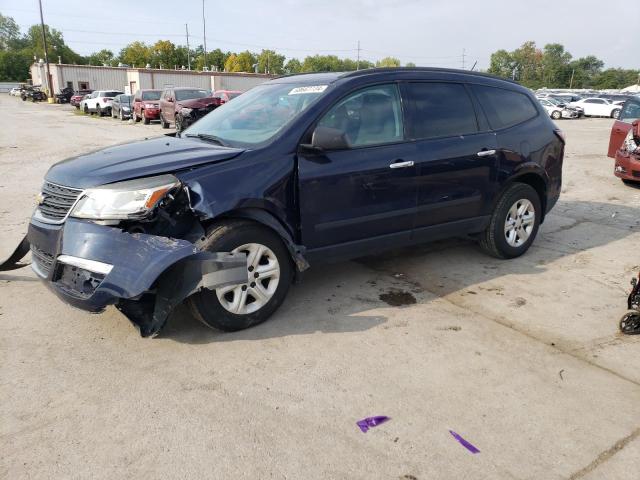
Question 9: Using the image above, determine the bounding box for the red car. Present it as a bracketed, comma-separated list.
[70, 89, 93, 109]
[132, 89, 162, 124]
[212, 90, 243, 106]
[614, 120, 640, 185]
[159, 87, 216, 129]
[607, 97, 640, 158]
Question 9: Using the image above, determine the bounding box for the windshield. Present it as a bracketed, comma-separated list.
[118, 95, 132, 102]
[183, 82, 329, 147]
[142, 91, 161, 100]
[227, 92, 241, 100]
[175, 89, 209, 101]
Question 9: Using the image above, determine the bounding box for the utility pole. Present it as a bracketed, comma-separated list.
[569, 68, 575, 89]
[462, 48, 466, 69]
[185, 24, 191, 70]
[356, 40, 361, 70]
[202, 0, 207, 70]
[37, 0, 52, 97]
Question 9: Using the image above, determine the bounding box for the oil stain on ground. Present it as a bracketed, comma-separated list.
[379, 290, 417, 307]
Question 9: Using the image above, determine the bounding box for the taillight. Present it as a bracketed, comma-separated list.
[554, 128, 565, 144]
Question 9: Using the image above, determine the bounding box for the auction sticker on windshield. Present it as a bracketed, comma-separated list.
[289, 85, 327, 95]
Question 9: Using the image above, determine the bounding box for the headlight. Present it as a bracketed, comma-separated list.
[180, 107, 192, 116]
[70, 174, 180, 220]
[144, 103, 155, 109]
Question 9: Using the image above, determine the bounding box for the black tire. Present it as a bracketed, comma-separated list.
[551, 110, 561, 120]
[622, 179, 640, 188]
[96, 105, 102, 116]
[119, 109, 124, 121]
[619, 311, 640, 335]
[143, 111, 150, 124]
[612, 109, 621, 119]
[134, 110, 141, 122]
[111, 107, 116, 118]
[478, 183, 542, 259]
[83, 104, 89, 114]
[175, 115, 183, 132]
[160, 113, 170, 129]
[188, 220, 293, 332]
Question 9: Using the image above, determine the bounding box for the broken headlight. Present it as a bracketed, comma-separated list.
[70, 174, 180, 220]
[622, 128, 639, 154]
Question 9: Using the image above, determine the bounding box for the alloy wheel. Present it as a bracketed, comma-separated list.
[504, 199, 535, 247]
[215, 243, 280, 315]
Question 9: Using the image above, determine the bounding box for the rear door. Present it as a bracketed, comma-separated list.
[402, 82, 498, 231]
[298, 83, 417, 249]
[608, 98, 640, 157]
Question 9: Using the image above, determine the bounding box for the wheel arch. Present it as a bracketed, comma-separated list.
[497, 169, 549, 223]
[202, 207, 309, 274]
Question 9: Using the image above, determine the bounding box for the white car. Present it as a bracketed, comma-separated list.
[9, 87, 22, 96]
[80, 90, 124, 116]
[538, 98, 577, 120]
[570, 98, 621, 119]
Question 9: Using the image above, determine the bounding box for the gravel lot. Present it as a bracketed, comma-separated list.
[1, 94, 639, 479]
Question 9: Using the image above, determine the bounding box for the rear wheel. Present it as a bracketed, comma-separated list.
[143, 111, 150, 124]
[188, 220, 293, 332]
[479, 183, 541, 259]
[551, 110, 561, 120]
[119, 109, 124, 121]
[83, 104, 89, 114]
[96, 105, 102, 116]
[612, 109, 621, 119]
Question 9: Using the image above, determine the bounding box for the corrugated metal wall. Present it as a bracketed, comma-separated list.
[30, 64, 274, 94]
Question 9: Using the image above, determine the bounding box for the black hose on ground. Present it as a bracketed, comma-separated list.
[0, 236, 30, 271]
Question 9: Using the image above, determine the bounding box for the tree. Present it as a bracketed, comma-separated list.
[26, 24, 84, 64]
[257, 49, 285, 74]
[284, 58, 302, 74]
[119, 41, 151, 68]
[0, 13, 20, 50]
[593, 69, 640, 90]
[488, 49, 515, 78]
[376, 57, 401, 68]
[223, 53, 237, 72]
[568, 56, 604, 88]
[0, 50, 32, 81]
[87, 49, 115, 66]
[541, 43, 572, 87]
[405, 62, 416, 68]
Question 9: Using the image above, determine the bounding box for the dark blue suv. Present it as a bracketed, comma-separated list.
[25, 68, 564, 336]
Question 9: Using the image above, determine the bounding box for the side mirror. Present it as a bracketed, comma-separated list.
[309, 126, 350, 151]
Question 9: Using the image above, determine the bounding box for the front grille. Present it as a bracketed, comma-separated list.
[31, 245, 54, 276]
[38, 182, 83, 221]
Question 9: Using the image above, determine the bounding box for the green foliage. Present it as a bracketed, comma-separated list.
[405, 62, 416, 68]
[257, 49, 285, 74]
[118, 41, 151, 68]
[86, 49, 115, 66]
[0, 49, 32, 81]
[284, 58, 302, 74]
[488, 41, 639, 89]
[0, 13, 20, 50]
[376, 57, 401, 68]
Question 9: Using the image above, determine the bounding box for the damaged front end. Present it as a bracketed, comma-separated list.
[177, 105, 216, 132]
[26, 177, 247, 337]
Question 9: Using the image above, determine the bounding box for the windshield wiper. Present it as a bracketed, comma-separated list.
[184, 133, 229, 147]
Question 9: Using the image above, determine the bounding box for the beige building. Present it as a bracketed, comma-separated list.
[30, 63, 274, 94]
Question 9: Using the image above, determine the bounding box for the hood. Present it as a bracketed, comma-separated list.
[178, 97, 218, 109]
[45, 136, 245, 188]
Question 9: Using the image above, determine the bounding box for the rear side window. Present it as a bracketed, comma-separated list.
[472, 85, 538, 130]
[620, 100, 640, 123]
[406, 82, 478, 139]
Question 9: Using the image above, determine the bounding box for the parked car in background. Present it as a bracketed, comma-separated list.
[20, 86, 47, 102]
[81, 90, 123, 116]
[10, 87, 22, 96]
[546, 96, 584, 117]
[132, 89, 162, 124]
[571, 98, 621, 118]
[158, 87, 212, 129]
[111, 94, 133, 120]
[539, 98, 578, 119]
[55, 86, 75, 104]
[70, 89, 94, 108]
[212, 90, 243, 106]
[608, 97, 640, 157]
[25, 69, 564, 336]
[614, 120, 640, 186]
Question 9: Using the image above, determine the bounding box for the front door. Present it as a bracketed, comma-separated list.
[298, 83, 417, 249]
[608, 98, 640, 157]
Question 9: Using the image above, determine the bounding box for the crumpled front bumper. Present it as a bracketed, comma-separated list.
[614, 150, 640, 181]
[27, 217, 247, 336]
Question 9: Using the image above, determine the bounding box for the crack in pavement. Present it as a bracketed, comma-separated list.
[567, 427, 640, 479]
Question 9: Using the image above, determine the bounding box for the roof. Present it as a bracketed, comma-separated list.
[272, 67, 517, 86]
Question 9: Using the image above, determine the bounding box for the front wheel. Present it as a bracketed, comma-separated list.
[96, 105, 102, 116]
[83, 104, 89, 114]
[188, 221, 293, 332]
[143, 111, 150, 125]
[612, 109, 621, 119]
[551, 110, 561, 120]
[478, 183, 541, 259]
[160, 113, 170, 129]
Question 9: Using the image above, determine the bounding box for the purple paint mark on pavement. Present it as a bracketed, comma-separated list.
[356, 416, 391, 433]
[449, 430, 480, 454]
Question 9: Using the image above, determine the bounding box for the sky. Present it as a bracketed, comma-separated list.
[2, 0, 639, 70]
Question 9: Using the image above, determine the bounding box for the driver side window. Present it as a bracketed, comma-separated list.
[317, 84, 404, 147]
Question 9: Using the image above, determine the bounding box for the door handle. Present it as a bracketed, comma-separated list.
[477, 149, 496, 157]
[389, 160, 414, 169]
